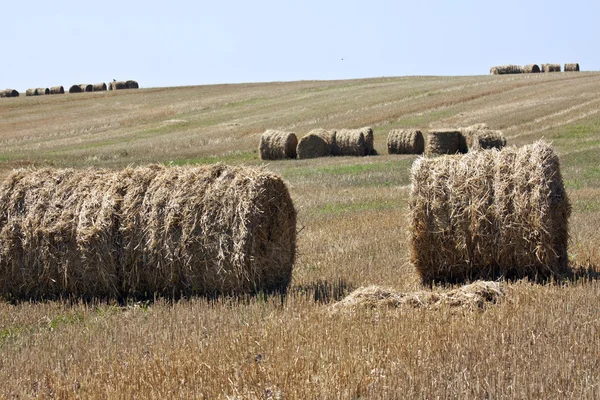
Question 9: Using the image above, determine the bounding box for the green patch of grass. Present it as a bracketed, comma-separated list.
[48, 312, 84, 331]
[572, 198, 600, 213]
[551, 120, 600, 140]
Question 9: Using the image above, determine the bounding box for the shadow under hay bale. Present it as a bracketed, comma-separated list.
[409, 141, 571, 284]
[69, 85, 83, 94]
[333, 129, 366, 156]
[331, 281, 505, 312]
[425, 130, 463, 156]
[0, 165, 297, 300]
[387, 129, 424, 154]
[92, 83, 107, 91]
[126, 80, 139, 89]
[541, 64, 561, 72]
[0, 89, 19, 98]
[564, 63, 580, 72]
[50, 86, 64, 95]
[259, 130, 298, 160]
[460, 123, 506, 151]
[523, 64, 541, 73]
[297, 133, 331, 159]
[490, 65, 523, 75]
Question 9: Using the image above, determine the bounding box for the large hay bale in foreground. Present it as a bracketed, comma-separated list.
[564, 63, 580, 72]
[523, 64, 540, 73]
[259, 130, 298, 160]
[460, 124, 506, 151]
[333, 129, 366, 156]
[93, 83, 107, 91]
[69, 85, 83, 93]
[126, 80, 139, 89]
[297, 133, 331, 159]
[0, 89, 19, 98]
[0, 165, 297, 299]
[50, 86, 65, 95]
[425, 130, 463, 156]
[541, 64, 561, 72]
[112, 81, 128, 90]
[490, 65, 523, 75]
[409, 141, 571, 284]
[387, 129, 424, 154]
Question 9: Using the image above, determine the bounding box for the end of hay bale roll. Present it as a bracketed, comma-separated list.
[25, 88, 36, 96]
[259, 130, 298, 160]
[564, 63, 580, 72]
[541, 63, 561, 73]
[297, 133, 331, 159]
[112, 81, 128, 90]
[92, 83, 107, 91]
[523, 64, 541, 73]
[360, 127, 376, 155]
[50, 86, 65, 95]
[425, 130, 463, 156]
[126, 80, 139, 89]
[1, 89, 19, 98]
[79, 84, 93, 92]
[333, 129, 366, 156]
[409, 140, 571, 284]
[69, 84, 83, 93]
[387, 129, 424, 154]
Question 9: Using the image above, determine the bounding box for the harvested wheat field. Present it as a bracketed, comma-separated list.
[0, 73, 599, 398]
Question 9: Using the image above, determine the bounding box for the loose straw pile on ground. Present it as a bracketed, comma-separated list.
[409, 141, 571, 284]
[460, 123, 506, 151]
[331, 281, 505, 312]
[259, 130, 298, 160]
[387, 129, 424, 154]
[425, 130, 464, 156]
[0, 165, 297, 300]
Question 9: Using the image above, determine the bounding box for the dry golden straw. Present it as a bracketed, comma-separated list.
[0, 164, 297, 300]
[425, 130, 464, 156]
[564, 63, 580, 72]
[297, 132, 331, 159]
[334, 129, 366, 156]
[409, 141, 571, 284]
[460, 123, 506, 151]
[259, 130, 298, 160]
[387, 129, 424, 154]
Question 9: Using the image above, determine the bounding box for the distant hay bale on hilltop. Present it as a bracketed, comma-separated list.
[126, 80, 139, 89]
[523, 64, 541, 73]
[387, 129, 424, 154]
[259, 130, 298, 160]
[425, 130, 463, 156]
[112, 81, 128, 90]
[0, 89, 19, 98]
[409, 141, 571, 284]
[490, 65, 523, 75]
[334, 129, 366, 156]
[460, 124, 506, 151]
[69, 85, 83, 93]
[297, 133, 331, 159]
[50, 86, 64, 95]
[564, 63, 580, 72]
[25, 89, 36, 96]
[79, 84, 93, 92]
[36, 88, 49, 95]
[541, 64, 561, 72]
[0, 165, 297, 299]
[93, 83, 107, 91]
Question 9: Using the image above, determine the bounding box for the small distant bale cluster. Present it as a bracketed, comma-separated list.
[0, 164, 297, 300]
[109, 80, 139, 90]
[26, 88, 50, 96]
[564, 63, 580, 72]
[541, 64, 561, 73]
[491, 63, 580, 74]
[387, 129, 425, 154]
[259, 130, 298, 160]
[490, 65, 524, 75]
[409, 140, 570, 284]
[0, 89, 19, 98]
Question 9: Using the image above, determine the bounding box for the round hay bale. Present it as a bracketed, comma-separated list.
[126, 80, 139, 89]
[297, 133, 331, 159]
[25, 88, 36, 96]
[387, 129, 424, 154]
[490, 67, 499, 75]
[50, 86, 65, 95]
[489, 65, 523, 75]
[360, 127, 375, 155]
[0, 164, 297, 299]
[425, 130, 462, 156]
[69, 85, 83, 94]
[564, 63, 580, 72]
[541, 64, 561, 73]
[112, 81, 128, 90]
[333, 129, 366, 156]
[92, 83, 107, 91]
[79, 84, 93, 92]
[259, 130, 298, 160]
[308, 128, 337, 148]
[2, 89, 19, 98]
[35, 88, 49, 96]
[409, 141, 571, 284]
[460, 124, 506, 151]
[523, 64, 540, 73]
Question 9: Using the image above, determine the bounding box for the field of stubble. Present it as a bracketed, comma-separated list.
[0, 72, 599, 398]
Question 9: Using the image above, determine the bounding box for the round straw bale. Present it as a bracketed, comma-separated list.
[50, 86, 65, 95]
[308, 128, 337, 148]
[3, 89, 19, 98]
[425, 130, 462, 156]
[564, 63, 580, 72]
[387, 129, 424, 154]
[523, 64, 540, 73]
[460, 124, 506, 151]
[541, 64, 561, 72]
[69, 84, 83, 93]
[0, 164, 297, 299]
[360, 127, 375, 155]
[333, 129, 366, 156]
[35, 88, 50, 96]
[297, 133, 331, 159]
[93, 83, 107, 91]
[259, 130, 298, 160]
[409, 141, 571, 284]
[112, 81, 128, 90]
[78, 84, 93, 92]
[25, 88, 36, 96]
[489, 65, 523, 75]
[126, 80, 139, 89]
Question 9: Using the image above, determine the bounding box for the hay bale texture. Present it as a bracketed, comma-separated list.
[93, 83, 107, 91]
[0, 164, 297, 300]
[79, 84, 93, 92]
[360, 127, 376, 155]
[50, 86, 65, 95]
[409, 141, 571, 284]
[1, 89, 19, 98]
[126, 80, 139, 89]
[259, 130, 298, 160]
[425, 130, 463, 156]
[387, 129, 424, 154]
[523, 64, 540, 73]
[69, 85, 83, 94]
[36, 88, 50, 95]
[333, 129, 366, 156]
[25, 89, 36, 96]
[297, 131, 332, 159]
[490, 65, 523, 75]
[564, 63, 580, 72]
[542, 64, 561, 72]
[460, 123, 506, 151]
[112, 81, 128, 90]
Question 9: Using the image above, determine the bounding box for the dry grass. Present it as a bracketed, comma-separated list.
[0, 73, 600, 398]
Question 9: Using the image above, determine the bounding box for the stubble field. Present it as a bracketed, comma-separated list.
[0, 72, 599, 398]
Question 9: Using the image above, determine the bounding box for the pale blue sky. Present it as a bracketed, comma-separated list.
[2, 0, 597, 91]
